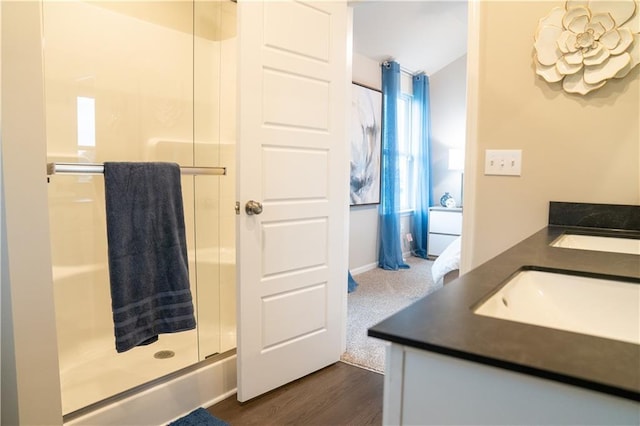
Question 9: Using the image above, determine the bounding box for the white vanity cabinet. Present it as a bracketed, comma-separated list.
[383, 344, 639, 425]
[428, 207, 462, 257]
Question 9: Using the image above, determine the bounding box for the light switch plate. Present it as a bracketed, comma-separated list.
[485, 149, 522, 176]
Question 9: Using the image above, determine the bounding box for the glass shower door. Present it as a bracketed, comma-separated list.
[43, 0, 235, 415]
[193, 0, 237, 361]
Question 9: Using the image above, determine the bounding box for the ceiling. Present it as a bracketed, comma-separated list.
[351, 1, 469, 75]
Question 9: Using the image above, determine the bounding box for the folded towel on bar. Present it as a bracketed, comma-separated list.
[104, 162, 195, 353]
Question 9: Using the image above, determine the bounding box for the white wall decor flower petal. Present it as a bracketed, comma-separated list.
[599, 29, 622, 50]
[609, 28, 634, 54]
[534, 0, 640, 95]
[536, 61, 565, 82]
[584, 52, 631, 84]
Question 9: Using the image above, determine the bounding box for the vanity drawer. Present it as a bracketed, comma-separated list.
[428, 233, 458, 257]
[429, 210, 462, 235]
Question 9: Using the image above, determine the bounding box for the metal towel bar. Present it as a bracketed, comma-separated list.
[47, 162, 226, 176]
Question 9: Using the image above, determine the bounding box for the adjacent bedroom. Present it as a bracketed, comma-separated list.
[342, 1, 469, 373]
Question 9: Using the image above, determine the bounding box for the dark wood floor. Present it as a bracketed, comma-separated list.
[207, 362, 383, 425]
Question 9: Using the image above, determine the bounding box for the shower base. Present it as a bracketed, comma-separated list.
[65, 352, 237, 425]
[59, 331, 198, 415]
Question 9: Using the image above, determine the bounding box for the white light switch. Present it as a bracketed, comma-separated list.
[484, 149, 522, 176]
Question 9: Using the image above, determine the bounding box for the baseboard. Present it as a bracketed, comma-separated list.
[65, 354, 237, 426]
[350, 262, 378, 275]
[351, 254, 417, 275]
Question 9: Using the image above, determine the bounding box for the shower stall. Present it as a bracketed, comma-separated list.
[42, 0, 237, 415]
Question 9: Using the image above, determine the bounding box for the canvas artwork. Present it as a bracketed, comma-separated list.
[350, 83, 381, 206]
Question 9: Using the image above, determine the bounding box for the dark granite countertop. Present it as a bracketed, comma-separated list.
[368, 224, 640, 402]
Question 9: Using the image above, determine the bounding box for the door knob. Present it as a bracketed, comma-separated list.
[245, 200, 263, 215]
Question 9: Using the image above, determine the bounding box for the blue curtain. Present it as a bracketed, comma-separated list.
[411, 73, 434, 258]
[347, 271, 358, 293]
[378, 61, 409, 270]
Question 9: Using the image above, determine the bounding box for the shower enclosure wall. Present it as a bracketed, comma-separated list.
[43, 1, 237, 415]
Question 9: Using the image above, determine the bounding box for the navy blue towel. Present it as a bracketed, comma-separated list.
[104, 162, 195, 353]
[169, 408, 229, 426]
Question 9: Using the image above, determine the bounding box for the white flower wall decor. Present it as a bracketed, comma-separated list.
[534, 0, 640, 95]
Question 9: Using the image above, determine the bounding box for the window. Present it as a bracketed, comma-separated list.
[397, 93, 414, 211]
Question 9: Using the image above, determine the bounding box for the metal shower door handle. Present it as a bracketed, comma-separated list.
[245, 200, 263, 215]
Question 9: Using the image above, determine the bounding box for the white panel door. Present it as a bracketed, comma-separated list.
[237, 0, 349, 402]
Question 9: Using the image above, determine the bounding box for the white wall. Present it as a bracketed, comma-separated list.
[463, 1, 640, 271]
[352, 52, 382, 92]
[349, 53, 381, 273]
[431, 55, 468, 206]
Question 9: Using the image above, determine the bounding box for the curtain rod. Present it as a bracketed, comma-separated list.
[381, 60, 424, 77]
[46, 162, 226, 176]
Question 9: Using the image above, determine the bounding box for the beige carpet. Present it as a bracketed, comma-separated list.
[341, 256, 440, 373]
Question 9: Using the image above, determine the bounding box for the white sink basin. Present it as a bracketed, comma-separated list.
[474, 270, 640, 344]
[551, 234, 640, 255]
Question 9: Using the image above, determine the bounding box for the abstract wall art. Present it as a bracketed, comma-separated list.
[350, 83, 382, 205]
